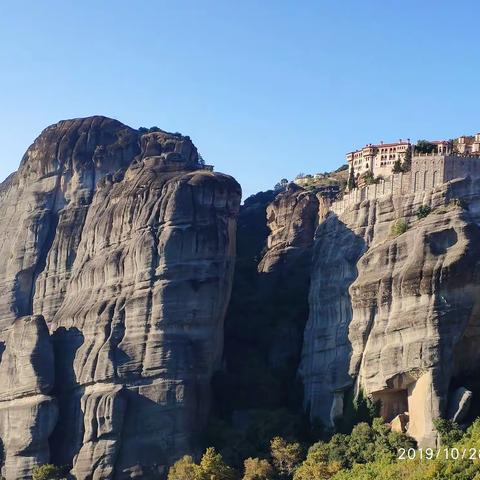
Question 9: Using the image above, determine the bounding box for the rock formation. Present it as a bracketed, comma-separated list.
[0, 116, 241, 478]
[0, 315, 56, 479]
[258, 183, 319, 274]
[210, 184, 318, 462]
[300, 177, 480, 446]
[257, 185, 319, 370]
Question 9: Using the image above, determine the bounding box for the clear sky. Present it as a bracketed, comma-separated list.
[1, 0, 479, 198]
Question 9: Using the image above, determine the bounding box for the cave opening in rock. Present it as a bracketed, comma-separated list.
[372, 389, 409, 422]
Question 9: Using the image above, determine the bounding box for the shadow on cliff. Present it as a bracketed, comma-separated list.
[208, 206, 370, 464]
[303, 213, 368, 433]
[49, 327, 85, 469]
[205, 191, 315, 464]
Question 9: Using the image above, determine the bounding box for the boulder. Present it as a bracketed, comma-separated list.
[390, 413, 409, 433]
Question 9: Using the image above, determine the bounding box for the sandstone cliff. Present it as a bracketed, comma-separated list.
[300, 177, 480, 446]
[0, 117, 241, 478]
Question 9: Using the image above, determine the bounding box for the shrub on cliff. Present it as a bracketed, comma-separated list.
[32, 465, 65, 480]
[391, 220, 408, 236]
[416, 205, 431, 219]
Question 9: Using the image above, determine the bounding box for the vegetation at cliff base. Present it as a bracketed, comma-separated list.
[169, 418, 480, 480]
[169, 417, 418, 480]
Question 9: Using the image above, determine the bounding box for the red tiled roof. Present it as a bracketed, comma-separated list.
[372, 142, 410, 148]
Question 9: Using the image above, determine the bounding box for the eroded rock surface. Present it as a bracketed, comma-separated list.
[300, 178, 480, 446]
[0, 116, 241, 478]
[258, 183, 319, 274]
[0, 315, 56, 479]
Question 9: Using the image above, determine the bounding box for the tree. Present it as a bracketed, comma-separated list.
[243, 457, 274, 480]
[392, 159, 403, 174]
[393, 146, 412, 174]
[198, 153, 206, 167]
[433, 418, 463, 446]
[293, 460, 341, 480]
[348, 423, 376, 464]
[415, 140, 436, 154]
[293, 442, 341, 480]
[362, 172, 377, 185]
[347, 165, 356, 190]
[198, 447, 237, 480]
[168, 455, 200, 480]
[270, 436, 302, 478]
[403, 145, 412, 171]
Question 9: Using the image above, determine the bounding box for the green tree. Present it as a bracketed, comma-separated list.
[270, 436, 302, 478]
[403, 145, 412, 171]
[347, 165, 356, 190]
[293, 460, 341, 480]
[415, 140, 436, 154]
[198, 447, 237, 480]
[433, 418, 463, 447]
[348, 423, 376, 463]
[168, 455, 200, 480]
[362, 172, 377, 185]
[293, 442, 341, 480]
[242, 457, 274, 480]
[392, 159, 403, 174]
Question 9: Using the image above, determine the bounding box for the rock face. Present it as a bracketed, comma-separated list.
[258, 183, 319, 274]
[300, 178, 480, 446]
[0, 315, 57, 479]
[0, 117, 241, 478]
[257, 184, 319, 369]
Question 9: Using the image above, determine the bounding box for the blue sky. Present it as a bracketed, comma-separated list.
[0, 0, 479, 198]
